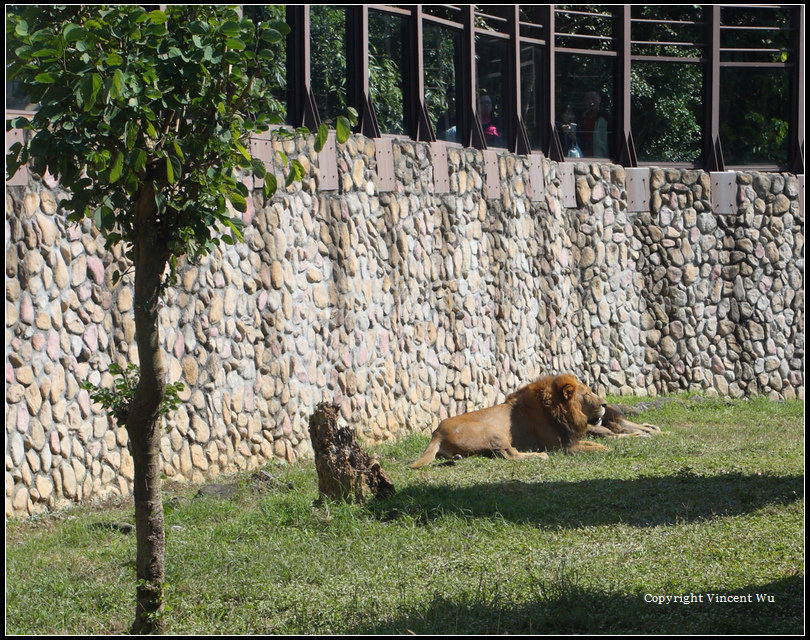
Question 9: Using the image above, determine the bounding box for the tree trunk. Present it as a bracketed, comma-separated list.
[309, 402, 395, 503]
[128, 189, 171, 634]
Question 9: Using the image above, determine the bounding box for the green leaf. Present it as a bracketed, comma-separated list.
[166, 155, 175, 184]
[263, 174, 278, 198]
[285, 159, 306, 187]
[172, 140, 185, 163]
[124, 122, 136, 150]
[223, 51, 241, 65]
[34, 73, 56, 84]
[251, 157, 266, 179]
[63, 24, 89, 42]
[168, 156, 183, 184]
[234, 141, 251, 162]
[147, 10, 167, 24]
[78, 73, 103, 111]
[9, 117, 32, 130]
[154, 189, 166, 214]
[261, 28, 284, 44]
[221, 21, 241, 37]
[93, 205, 114, 231]
[188, 21, 209, 35]
[314, 123, 328, 153]
[31, 47, 58, 59]
[225, 37, 245, 51]
[111, 69, 125, 100]
[109, 151, 124, 183]
[267, 19, 291, 37]
[224, 216, 244, 240]
[336, 116, 352, 144]
[228, 191, 247, 213]
[131, 148, 147, 172]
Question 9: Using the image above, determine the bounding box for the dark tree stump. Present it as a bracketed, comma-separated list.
[308, 402, 395, 503]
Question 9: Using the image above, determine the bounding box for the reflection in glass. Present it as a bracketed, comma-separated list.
[369, 11, 406, 135]
[720, 67, 790, 166]
[720, 6, 791, 64]
[310, 6, 347, 126]
[520, 44, 544, 152]
[555, 53, 614, 158]
[630, 5, 703, 58]
[632, 62, 703, 163]
[424, 24, 461, 143]
[554, 6, 615, 52]
[476, 35, 508, 149]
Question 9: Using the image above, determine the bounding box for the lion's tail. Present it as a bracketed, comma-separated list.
[410, 436, 441, 469]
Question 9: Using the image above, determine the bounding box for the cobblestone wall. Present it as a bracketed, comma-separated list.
[5, 134, 804, 516]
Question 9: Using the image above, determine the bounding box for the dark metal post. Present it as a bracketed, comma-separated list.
[617, 6, 637, 166]
[405, 5, 436, 142]
[461, 6, 486, 149]
[286, 6, 320, 131]
[506, 6, 532, 154]
[790, 4, 805, 174]
[543, 6, 564, 161]
[346, 5, 380, 137]
[705, 5, 725, 171]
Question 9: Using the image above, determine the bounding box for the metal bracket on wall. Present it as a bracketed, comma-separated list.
[625, 167, 650, 212]
[710, 171, 737, 215]
[430, 142, 450, 194]
[375, 137, 396, 192]
[483, 150, 500, 199]
[316, 130, 339, 191]
[526, 154, 545, 202]
[248, 130, 275, 192]
[557, 162, 577, 209]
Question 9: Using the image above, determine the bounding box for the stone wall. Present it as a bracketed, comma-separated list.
[5, 133, 804, 516]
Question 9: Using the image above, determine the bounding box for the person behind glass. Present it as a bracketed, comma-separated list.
[478, 93, 502, 146]
[557, 103, 583, 158]
[435, 88, 458, 142]
[580, 87, 610, 157]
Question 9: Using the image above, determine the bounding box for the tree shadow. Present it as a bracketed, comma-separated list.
[346, 574, 803, 635]
[371, 472, 803, 528]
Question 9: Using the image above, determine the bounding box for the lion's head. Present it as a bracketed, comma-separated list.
[538, 374, 607, 438]
[562, 377, 606, 429]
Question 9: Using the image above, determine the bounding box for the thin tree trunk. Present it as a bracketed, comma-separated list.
[128, 188, 171, 634]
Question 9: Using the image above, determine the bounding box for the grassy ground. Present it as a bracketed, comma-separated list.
[5, 394, 804, 634]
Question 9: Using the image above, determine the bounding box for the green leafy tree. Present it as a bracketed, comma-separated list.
[6, 5, 351, 633]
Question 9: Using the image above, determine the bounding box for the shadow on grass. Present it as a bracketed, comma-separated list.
[370, 472, 803, 528]
[347, 574, 803, 635]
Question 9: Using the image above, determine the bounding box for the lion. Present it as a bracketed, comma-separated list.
[410, 374, 662, 468]
[411, 374, 611, 469]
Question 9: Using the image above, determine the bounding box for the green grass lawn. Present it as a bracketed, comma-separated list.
[5, 394, 804, 634]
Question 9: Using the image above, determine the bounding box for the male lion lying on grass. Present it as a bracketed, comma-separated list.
[411, 374, 660, 468]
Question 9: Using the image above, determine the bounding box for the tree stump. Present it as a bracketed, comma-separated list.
[308, 402, 395, 503]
